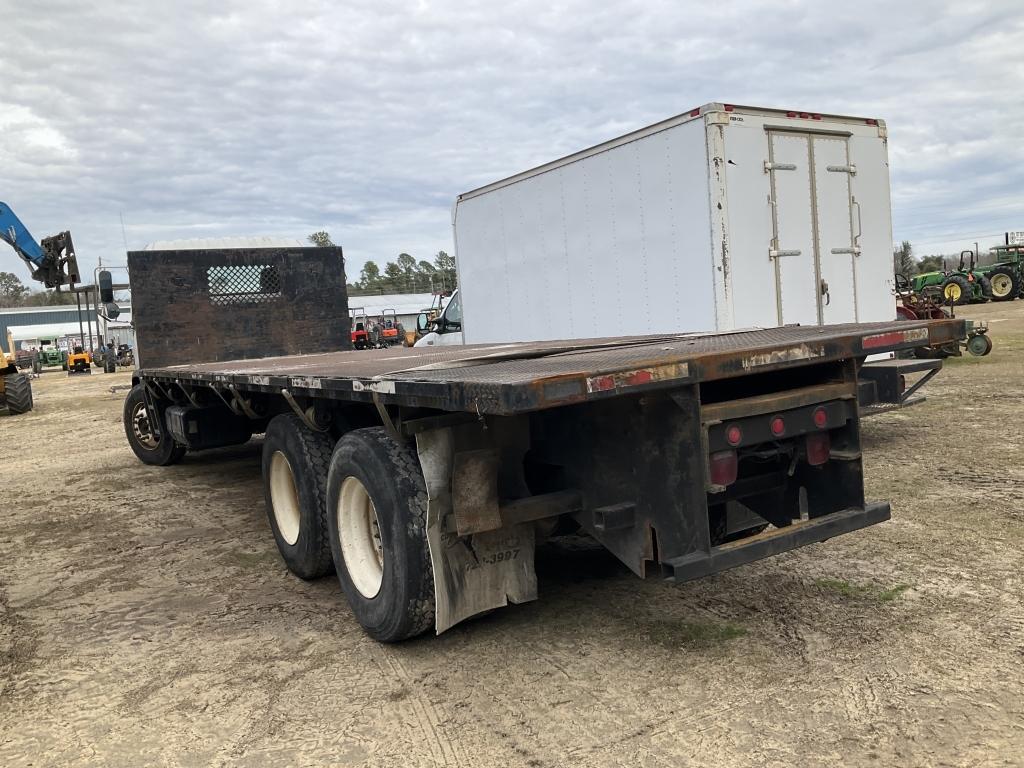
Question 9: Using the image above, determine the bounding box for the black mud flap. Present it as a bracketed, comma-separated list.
[663, 502, 891, 583]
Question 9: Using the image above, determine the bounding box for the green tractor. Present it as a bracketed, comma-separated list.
[31, 337, 67, 373]
[978, 243, 1023, 302]
[911, 249, 991, 306]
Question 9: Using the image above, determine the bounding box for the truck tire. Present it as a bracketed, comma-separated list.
[261, 414, 335, 580]
[326, 427, 434, 643]
[104, 358, 116, 373]
[987, 267, 1020, 302]
[31, 358, 42, 374]
[940, 274, 973, 306]
[3, 373, 33, 414]
[122, 384, 186, 466]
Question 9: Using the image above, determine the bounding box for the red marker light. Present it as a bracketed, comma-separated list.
[806, 433, 831, 466]
[709, 450, 738, 486]
[786, 111, 797, 117]
[770, 416, 786, 437]
[724, 104, 734, 112]
[866, 118, 878, 126]
[725, 424, 743, 446]
[690, 108, 700, 116]
[799, 112, 810, 119]
[813, 407, 828, 429]
[812, 114, 822, 120]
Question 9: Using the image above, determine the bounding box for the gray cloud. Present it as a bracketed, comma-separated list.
[2, 0, 1022, 284]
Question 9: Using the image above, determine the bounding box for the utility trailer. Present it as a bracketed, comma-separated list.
[124, 275, 967, 640]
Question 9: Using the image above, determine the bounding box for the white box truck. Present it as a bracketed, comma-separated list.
[419, 102, 896, 346]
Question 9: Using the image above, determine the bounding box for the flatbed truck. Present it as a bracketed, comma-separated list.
[123, 251, 967, 642]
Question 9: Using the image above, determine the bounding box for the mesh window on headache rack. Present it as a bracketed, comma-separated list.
[206, 265, 282, 306]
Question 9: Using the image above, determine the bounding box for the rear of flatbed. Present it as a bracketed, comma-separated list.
[125, 317, 965, 641]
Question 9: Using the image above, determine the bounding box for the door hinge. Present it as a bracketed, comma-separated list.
[764, 161, 797, 172]
[826, 164, 857, 175]
[769, 249, 802, 259]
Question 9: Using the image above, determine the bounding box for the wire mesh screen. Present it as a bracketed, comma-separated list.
[206, 265, 282, 306]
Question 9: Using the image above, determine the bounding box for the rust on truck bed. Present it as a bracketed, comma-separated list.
[138, 318, 966, 416]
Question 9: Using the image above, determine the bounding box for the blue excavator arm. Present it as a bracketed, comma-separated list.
[0, 201, 80, 288]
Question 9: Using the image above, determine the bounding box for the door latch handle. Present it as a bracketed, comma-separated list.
[821, 279, 830, 305]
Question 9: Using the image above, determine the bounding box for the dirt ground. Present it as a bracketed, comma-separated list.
[1, 306, 1022, 768]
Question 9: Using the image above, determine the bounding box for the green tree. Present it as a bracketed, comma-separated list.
[0, 272, 30, 307]
[893, 241, 914, 276]
[383, 262, 403, 291]
[433, 250, 457, 291]
[307, 231, 335, 247]
[359, 261, 381, 290]
[917, 254, 945, 274]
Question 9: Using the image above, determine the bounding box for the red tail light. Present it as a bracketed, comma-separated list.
[806, 432, 831, 466]
[709, 450, 738, 486]
[725, 424, 743, 446]
[813, 407, 828, 429]
[770, 416, 786, 437]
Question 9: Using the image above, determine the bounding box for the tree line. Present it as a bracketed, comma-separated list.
[308, 231, 456, 295]
[893, 241, 970, 276]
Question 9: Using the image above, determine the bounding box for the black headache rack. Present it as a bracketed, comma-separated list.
[136, 318, 965, 585]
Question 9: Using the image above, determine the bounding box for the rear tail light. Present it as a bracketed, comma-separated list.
[813, 407, 828, 429]
[770, 416, 786, 437]
[709, 450, 738, 486]
[725, 424, 743, 446]
[806, 432, 831, 466]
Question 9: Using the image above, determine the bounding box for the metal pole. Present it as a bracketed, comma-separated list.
[76, 291, 85, 348]
[85, 291, 95, 351]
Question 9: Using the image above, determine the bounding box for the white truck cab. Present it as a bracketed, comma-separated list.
[413, 289, 464, 347]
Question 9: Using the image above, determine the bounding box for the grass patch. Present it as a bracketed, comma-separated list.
[641, 618, 747, 650]
[815, 578, 912, 603]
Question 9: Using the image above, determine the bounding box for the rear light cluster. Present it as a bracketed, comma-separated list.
[711, 406, 833, 486]
[785, 111, 823, 120]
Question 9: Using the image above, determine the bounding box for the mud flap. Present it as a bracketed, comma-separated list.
[416, 427, 537, 634]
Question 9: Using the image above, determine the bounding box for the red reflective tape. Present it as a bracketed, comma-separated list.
[862, 328, 929, 350]
[585, 363, 689, 394]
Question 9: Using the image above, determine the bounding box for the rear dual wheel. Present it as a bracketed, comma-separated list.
[261, 414, 335, 580]
[326, 428, 434, 643]
[261, 420, 435, 642]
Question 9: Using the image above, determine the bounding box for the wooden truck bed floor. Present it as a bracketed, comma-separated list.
[138, 319, 966, 415]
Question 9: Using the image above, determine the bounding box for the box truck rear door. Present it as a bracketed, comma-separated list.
[767, 132, 819, 325]
[812, 136, 858, 324]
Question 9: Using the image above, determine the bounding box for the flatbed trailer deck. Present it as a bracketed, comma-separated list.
[140, 319, 965, 414]
[125, 317, 965, 642]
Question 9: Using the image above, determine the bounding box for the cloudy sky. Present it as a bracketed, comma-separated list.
[2, 0, 1022, 285]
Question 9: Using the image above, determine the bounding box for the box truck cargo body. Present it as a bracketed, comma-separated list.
[452, 103, 895, 344]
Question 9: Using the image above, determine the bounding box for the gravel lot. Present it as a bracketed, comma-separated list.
[1, 303, 1021, 767]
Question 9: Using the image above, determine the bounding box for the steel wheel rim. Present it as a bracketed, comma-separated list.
[338, 476, 384, 599]
[944, 284, 961, 301]
[991, 274, 1013, 297]
[269, 451, 301, 546]
[131, 401, 159, 449]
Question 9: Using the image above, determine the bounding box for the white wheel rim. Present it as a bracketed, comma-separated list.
[269, 451, 301, 546]
[338, 476, 384, 599]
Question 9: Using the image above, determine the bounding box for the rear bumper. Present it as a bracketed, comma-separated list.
[664, 502, 891, 582]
